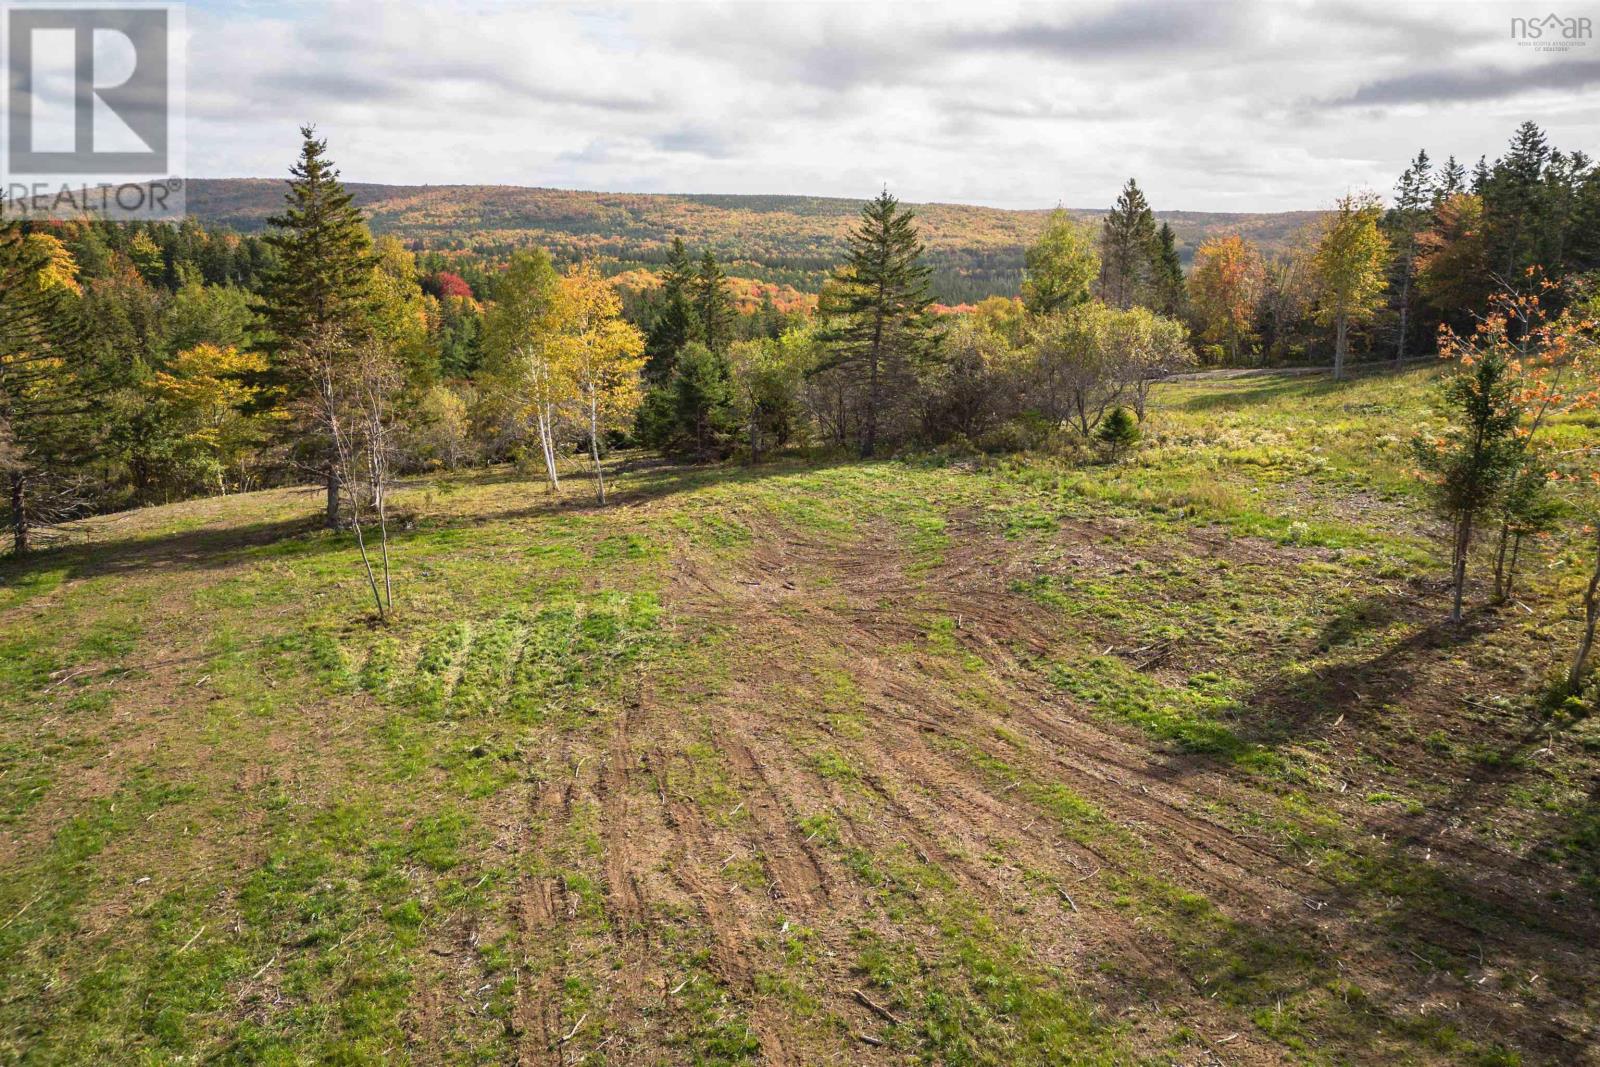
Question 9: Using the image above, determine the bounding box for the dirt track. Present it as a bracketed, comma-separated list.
[464, 503, 1600, 1065]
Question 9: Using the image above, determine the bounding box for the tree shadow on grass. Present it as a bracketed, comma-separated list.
[1165, 375, 1330, 414]
[1224, 591, 1479, 749]
[0, 514, 327, 589]
[1124, 587, 1600, 1057]
[0, 452, 853, 591]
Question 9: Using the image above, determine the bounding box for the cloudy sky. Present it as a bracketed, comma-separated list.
[181, 0, 1600, 211]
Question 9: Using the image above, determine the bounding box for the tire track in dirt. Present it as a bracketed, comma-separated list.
[659, 509, 1600, 1062]
[512, 774, 570, 1067]
[717, 732, 831, 911]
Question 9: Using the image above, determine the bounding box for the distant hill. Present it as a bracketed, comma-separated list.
[184, 179, 1323, 304]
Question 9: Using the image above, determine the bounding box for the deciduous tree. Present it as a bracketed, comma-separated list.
[559, 265, 645, 504]
[0, 225, 88, 554]
[1187, 235, 1264, 364]
[481, 249, 569, 492]
[1313, 193, 1390, 379]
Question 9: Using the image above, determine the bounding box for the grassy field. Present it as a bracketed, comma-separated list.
[3, 364, 1599, 1065]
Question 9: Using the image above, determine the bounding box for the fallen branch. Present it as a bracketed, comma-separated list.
[852, 988, 901, 1025]
[1057, 887, 1078, 912]
[559, 1012, 588, 1044]
[0, 891, 44, 932]
[178, 924, 207, 953]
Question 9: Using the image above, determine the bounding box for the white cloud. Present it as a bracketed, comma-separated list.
[182, 0, 1600, 210]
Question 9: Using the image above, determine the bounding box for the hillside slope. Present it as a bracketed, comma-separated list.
[4, 367, 1597, 1064]
[185, 179, 1323, 301]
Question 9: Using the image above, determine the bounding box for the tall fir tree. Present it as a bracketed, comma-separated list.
[694, 249, 736, 355]
[644, 237, 695, 381]
[821, 189, 935, 458]
[1435, 155, 1468, 203]
[1150, 222, 1186, 317]
[1098, 178, 1159, 309]
[1471, 155, 1491, 194]
[1388, 148, 1434, 364]
[1482, 121, 1552, 279]
[256, 126, 376, 527]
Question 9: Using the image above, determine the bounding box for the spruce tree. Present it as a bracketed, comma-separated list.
[822, 189, 934, 458]
[1021, 208, 1098, 315]
[644, 238, 695, 381]
[256, 126, 376, 527]
[0, 226, 89, 554]
[1098, 178, 1159, 309]
[1435, 155, 1467, 203]
[1150, 222, 1186, 317]
[694, 250, 736, 355]
[1388, 149, 1434, 364]
[1482, 122, 1552, 279]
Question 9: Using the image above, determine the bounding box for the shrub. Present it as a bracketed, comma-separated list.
[1097, 405, 1141, 460]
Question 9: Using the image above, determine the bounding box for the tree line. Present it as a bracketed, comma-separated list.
[4, 121, 1599, 639]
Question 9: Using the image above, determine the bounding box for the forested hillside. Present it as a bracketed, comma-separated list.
[184, 179, 1322, 303]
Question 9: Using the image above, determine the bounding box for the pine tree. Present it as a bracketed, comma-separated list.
[821, 189, 935, 458]
[670, 343, 737, 457]
[1471, 155, 1491, 194]
[0, 226, 89, 554]
[1435, 155, 1467, 203]
[1150, 222, 1186, 317]
[1413, 347, 1524, 623]
[694, 250, 736, 355]
[644, 238, 695, 381]
[1389, 149, 1434, 364]
[1097, 405, 1140, 460]
[1483, 122, 1552, 279]
[256, 126, 376, 527]
[1098, 178, 1159, 309]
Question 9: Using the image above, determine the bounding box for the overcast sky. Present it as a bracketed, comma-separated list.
[181, 0, 1600, 211]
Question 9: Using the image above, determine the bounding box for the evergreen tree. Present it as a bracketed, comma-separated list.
[1435, 155, 1467, 203]
[1150, 222, 1186, 318]
[673, 343, 736, 457]
[821, 189, 935, 458]
[1482, 121, 1551, 279]
[0, 226, 89, 554]
[1097, 405, 1140, 460]
[1388, 149, 1434, 364]
[1413, 346, 1524, 623]
[694, 249, 736, 355]
[644, 238, 695, 381]
[1471, 155, 1491, 194]
[256, 126, 377, 527]
[1021, 209, 1098, 315]
[1098, 178, 1159, 309]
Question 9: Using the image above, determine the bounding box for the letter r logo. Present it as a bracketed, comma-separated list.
[6, 6, 170, 175]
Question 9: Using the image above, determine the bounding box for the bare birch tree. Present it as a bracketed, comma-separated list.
[483, 250, 570, 492]
[559, 265, 645, 504]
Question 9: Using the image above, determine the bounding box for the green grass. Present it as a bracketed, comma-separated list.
[5, 366, 1600, 1063]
